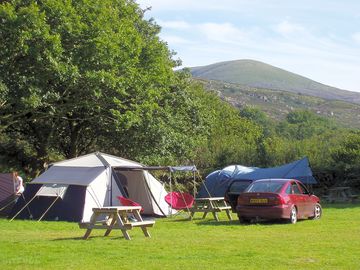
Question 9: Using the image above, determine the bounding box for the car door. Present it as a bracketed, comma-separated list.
[297, 182, 313, 217]
[290, 181, 306, 218]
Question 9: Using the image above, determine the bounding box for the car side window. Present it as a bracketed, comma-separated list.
[285, 184, 292, 194]
[298, 182, 309, 194]
[291, 183, 301, 194]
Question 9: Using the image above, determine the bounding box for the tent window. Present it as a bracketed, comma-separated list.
[36, 184, 68, 199]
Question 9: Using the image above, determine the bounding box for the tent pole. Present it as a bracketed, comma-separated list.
[22, 193, 33, 218]
[179, 191, 192, 218]
[193, 171, 196, 198]
[10, 194, 37, 221]
[38, 196, 60, 222]
[110, 168, 112, 206]
[198, 171, 212, 198]
[142, 172, 167, 216]
[170, 172, 172, 216]
[95, 153, 112, 206]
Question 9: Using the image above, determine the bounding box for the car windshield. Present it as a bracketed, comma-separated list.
[229, 181, 252, 193]
[246, 181, 285, 193]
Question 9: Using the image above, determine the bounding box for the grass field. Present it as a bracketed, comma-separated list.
[1, 204, 360, 270]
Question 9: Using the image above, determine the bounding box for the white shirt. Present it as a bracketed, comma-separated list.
[15, 176, 24, 194]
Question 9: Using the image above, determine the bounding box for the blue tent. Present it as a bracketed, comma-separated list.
[197, 157, 317, 198]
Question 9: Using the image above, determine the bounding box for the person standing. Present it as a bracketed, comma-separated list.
[13, 172, 24, 195]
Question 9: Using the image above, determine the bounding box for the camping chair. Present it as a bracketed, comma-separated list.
[164, 192, 194, 218]
[116, 196, 143, 222]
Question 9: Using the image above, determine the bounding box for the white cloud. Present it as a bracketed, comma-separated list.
[160, 35, 193, 45]
[197, 23, 246, 43]
[157, 20, 191, 30]
[137, 0, 254, 12]
[352, 32, 360, 44]
[274, 20, 305, 36]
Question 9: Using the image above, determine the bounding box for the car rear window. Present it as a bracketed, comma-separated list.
[246, 181, 285, 193]
[229, 181, 252, 193]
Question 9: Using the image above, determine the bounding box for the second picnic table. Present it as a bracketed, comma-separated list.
[79, 206, 155, 240]
[189, 197, 232, 221]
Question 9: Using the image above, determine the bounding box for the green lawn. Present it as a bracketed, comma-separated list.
[1, 204, 360, 270]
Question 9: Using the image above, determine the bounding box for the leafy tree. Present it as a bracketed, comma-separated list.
[239, 106, 274, 135]
[276, 110, 336, 140]
[330, 132, 360, 187]
[0, 0, 180, 173]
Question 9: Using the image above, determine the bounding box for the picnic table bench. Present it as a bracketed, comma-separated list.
[189, 197, 232, 221]
[79, 206, 155, 240]
[323, 187, 358, 203]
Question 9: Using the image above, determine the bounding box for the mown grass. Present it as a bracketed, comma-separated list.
[1, 204, 360, 269]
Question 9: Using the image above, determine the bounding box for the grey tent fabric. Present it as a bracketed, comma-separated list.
[32, 167, 105, 186]
[197, 157, 317, 198]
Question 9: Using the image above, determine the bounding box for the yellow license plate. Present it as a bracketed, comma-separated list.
[250, 198, 268, 203]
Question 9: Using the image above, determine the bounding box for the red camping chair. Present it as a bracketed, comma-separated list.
[164, 192, 194, 217]
[117, 196, 144, 213]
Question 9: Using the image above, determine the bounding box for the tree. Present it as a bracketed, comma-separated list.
[0, 0, 180, 173]
[330, 132, 360, 187]
[276, 110, 336, 140]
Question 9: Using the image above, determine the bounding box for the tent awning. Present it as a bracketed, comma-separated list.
[32, 166, 105, 186]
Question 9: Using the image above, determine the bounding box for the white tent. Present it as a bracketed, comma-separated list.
[12, 152, 171, 222]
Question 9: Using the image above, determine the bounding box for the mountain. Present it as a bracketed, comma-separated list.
[195, 78, 360, 128]
[190, 59, 360, 104]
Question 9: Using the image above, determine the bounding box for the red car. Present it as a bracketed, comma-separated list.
[236, 179, 322, 224]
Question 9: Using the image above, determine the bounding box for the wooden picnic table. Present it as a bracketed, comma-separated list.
[189, 197, 232, 221]
[323, 187, 358, 203]
[78, 206, 155, 240]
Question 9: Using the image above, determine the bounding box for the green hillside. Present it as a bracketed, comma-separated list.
[190, 60, 360, 104]
[197, 78, 360, 128]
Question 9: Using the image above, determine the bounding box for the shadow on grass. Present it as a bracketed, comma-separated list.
[163, 215, 292, 226]
[163, 217, 192, 223]
[52, 236, 86, 241]
[194, 218, 309, 227]
[52, 234, 130, 241]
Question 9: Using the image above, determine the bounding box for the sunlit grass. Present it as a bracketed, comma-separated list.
[1, 204, 360, 269]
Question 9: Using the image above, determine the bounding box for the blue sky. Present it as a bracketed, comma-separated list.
[137, 0, 360, 93]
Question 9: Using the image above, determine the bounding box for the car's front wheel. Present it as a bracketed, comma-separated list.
[310, 203, 322, 220]
[289, 206, 297, 224]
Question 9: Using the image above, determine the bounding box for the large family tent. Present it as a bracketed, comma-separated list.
[11, 153, 170, 222]
[197, 157, 317, 197]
